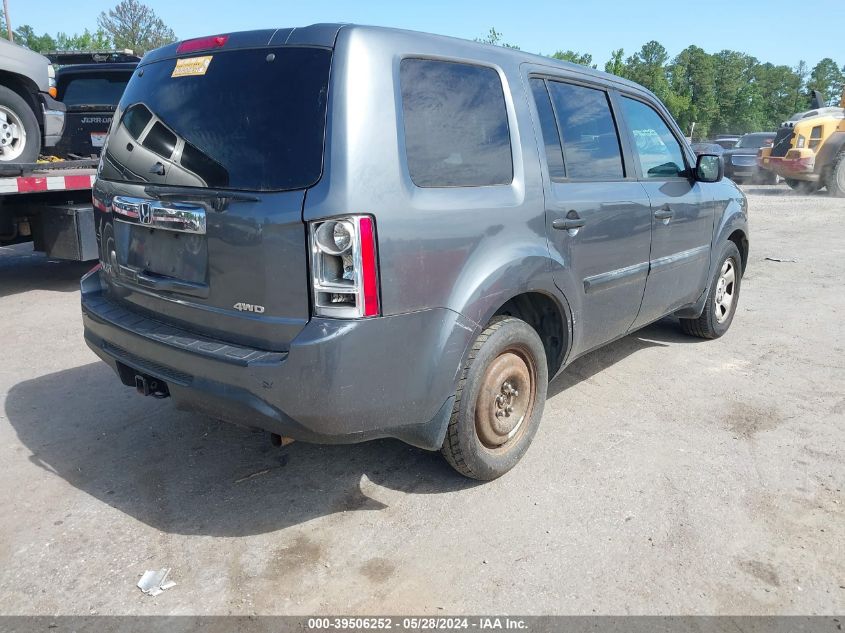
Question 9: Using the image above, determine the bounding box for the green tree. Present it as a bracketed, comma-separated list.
[13, 25, 58, 52]
[475, 27, 520, 50]
[711, 50, 765, 134]
[604, 48, 625, 76]
[792, 60, 809, 112]
[808, 58, 844, 105]
[97, 0, 176, 54]
[753, 63, 803, 129]
[55, 29, 113, 51]
[669, 45, 718, 138]
[620, 41, 674, 105]
[552, 50, 596, 68]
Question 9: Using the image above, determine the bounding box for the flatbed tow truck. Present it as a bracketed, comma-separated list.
[0, 159, 98, 261]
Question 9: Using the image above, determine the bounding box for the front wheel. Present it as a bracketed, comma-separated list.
[785, 178, 821, 194]
[679, 242, 742, 340]
[759, 171, 779, 185]
[441, 316, 548, 480]
[0, 86, 40, 163]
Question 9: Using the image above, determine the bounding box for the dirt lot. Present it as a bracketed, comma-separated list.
[0, 184, 843, 615]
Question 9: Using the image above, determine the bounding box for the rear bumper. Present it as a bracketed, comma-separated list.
[39, 93, 66, 147]
[81, 268, 476, 450]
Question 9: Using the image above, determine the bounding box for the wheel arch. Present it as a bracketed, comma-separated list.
[0, 71, 42, 127]
[727, 228, 749, 275]
[816, 131, 845, 174]
[489, 290, 571, 378]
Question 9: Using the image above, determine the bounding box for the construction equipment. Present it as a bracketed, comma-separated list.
[758, 88, 845, 196]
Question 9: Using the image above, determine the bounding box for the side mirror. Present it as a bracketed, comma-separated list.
[695, 154, 723, 183]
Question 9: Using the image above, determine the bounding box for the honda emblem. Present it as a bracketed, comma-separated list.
[138, 202, 153, 225]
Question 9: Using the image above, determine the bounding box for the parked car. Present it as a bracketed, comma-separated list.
[0, 38, 65, 162]
[723, 132, 777, 184]
[49, 52, 139, 158]
[82, 25, 748, 480]
[691, 142, 725, 156]
[713, 134, 741, 149]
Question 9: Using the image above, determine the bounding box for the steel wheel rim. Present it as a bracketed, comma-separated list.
[475, 346, 537, 450]
[0, 106, 27, 162]
[714, 257, 737, 323]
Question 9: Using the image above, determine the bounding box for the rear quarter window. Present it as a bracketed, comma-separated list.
[400, 58, 513, 187]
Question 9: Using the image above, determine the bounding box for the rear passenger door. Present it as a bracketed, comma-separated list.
[530, 76, 653, 356]
[618, 96, 715, 329]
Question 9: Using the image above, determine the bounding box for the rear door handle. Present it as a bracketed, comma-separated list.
[654, 207, 674, 221]
[552, 218, 586, 230]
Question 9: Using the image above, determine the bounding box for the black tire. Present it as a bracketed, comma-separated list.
[441, 316, 548, 480]
[757, 170, 778, 185]
[826, 151, 845, 198]
[785, 178, 821, 194]
[0, 85, 40, 162]
[680, 242, 742, 340]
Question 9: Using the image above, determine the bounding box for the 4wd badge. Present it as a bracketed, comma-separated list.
[233, 302, 265, 313]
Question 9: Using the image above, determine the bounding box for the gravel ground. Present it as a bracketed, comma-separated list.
[0, 184, 843, 615]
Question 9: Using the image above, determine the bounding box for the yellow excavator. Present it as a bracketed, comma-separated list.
[758, 88, 845, 196]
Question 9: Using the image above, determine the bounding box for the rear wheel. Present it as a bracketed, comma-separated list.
[0, 86, 40, 163]
[680, 242, 742, 340]
[785, 178, 821, 194]
[826, 151, 845, 198]
[441, 316, 548, 480]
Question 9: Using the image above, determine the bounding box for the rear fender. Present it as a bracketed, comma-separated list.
[449, 245, 574, 371]
[816, 131, 845, 173]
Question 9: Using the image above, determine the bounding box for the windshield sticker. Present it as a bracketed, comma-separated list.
[172, 56, 213, 78]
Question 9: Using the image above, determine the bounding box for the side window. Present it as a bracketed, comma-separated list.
[546, 81, 624, 180]
[400, 58, 513, 187]
[620, 97, 687, 178]
[529, 78, 566, 180]
[121, 104, 153, 140]
[141, 121, 177, 160]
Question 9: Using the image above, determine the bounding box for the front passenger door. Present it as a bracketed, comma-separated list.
[620, 96, 715, 329]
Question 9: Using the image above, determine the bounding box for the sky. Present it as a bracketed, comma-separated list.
[9, 0, 845, 69]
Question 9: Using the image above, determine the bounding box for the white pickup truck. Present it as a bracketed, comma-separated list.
[0, 38, 66, 162]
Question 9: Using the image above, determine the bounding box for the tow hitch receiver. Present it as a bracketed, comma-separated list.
[134, 374, 170, 398]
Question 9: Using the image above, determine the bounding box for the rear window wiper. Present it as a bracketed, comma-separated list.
[143, 184, 260, 204]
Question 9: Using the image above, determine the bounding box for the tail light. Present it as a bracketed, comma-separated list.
[309, 215, 380, 318]
[177, 35, 229, 54]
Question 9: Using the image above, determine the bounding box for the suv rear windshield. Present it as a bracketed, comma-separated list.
[100, 46, 332, 192]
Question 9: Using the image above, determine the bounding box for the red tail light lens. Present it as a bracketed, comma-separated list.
[358, 217, 380, 317]
[176, 35, 228, 54]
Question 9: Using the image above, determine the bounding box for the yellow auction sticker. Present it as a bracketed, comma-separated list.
[172, 56, 213, 78]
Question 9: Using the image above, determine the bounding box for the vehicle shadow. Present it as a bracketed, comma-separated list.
[4, 361, 476, 538]
[5, 317, 698, 538]
[741, 185, 826, 197]
[549, 317, 700, 397]
[0, 244, 92, 299]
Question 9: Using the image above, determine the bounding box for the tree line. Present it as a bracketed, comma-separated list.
[6, 0, 175, 57]
[480, 28, 844, 139]
[6, 8, 843, 140]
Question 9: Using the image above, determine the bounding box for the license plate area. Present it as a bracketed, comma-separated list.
[115, 220, 208, 285]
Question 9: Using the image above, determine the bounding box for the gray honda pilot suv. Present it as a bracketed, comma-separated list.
[82, 24, 748, 480]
